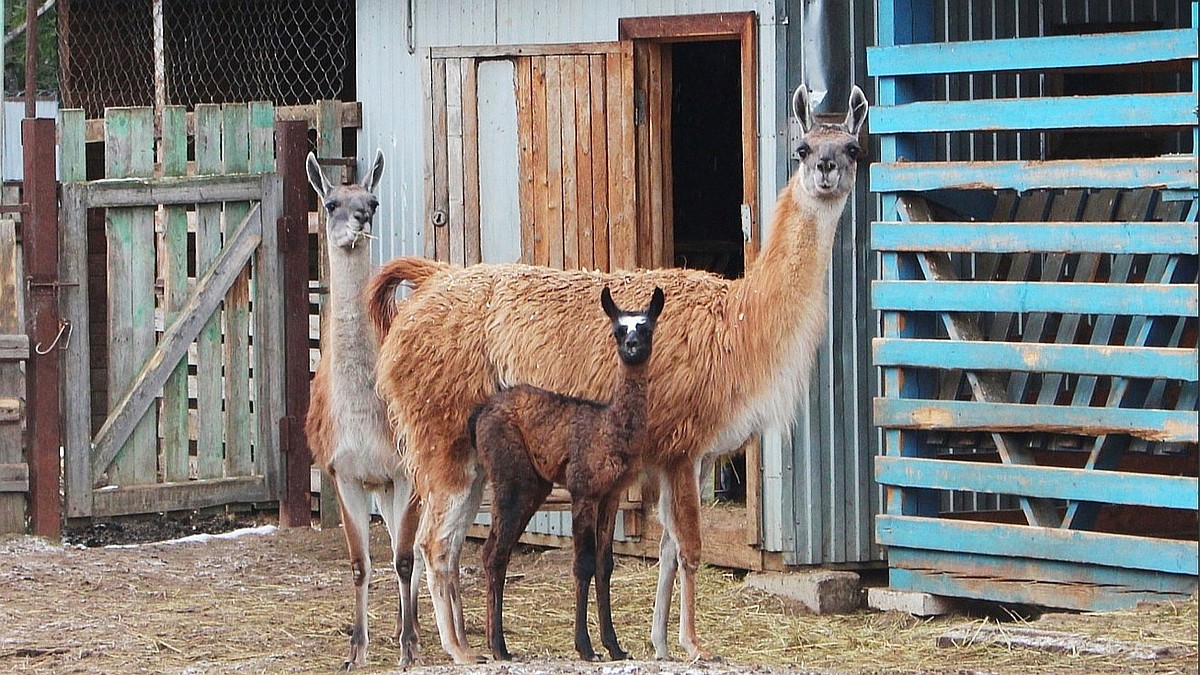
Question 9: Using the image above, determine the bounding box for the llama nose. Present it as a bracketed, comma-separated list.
[817, 158, 836, 174]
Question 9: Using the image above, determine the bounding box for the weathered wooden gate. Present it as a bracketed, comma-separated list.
[0, 218, 28, 531]
[57, 103, 285, 519]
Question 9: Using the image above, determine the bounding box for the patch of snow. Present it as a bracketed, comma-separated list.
[104, 524, 277, 549]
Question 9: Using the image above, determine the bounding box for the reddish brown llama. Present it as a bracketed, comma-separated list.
[368, 84, 868, 663]
[471, 286, 664, 662]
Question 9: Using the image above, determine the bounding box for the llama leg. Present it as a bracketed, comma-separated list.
[665, 458, 710, 661]
[333, 474, 375, 670]
[418, 487, 484, 665]
[483, 472, 552, 659]
[595, 492, 629, 661]
[447, 465, 487, 652]
[570, 500, 601, 661]
[379, 476, 421, 666]
[651, 470, 679, 660]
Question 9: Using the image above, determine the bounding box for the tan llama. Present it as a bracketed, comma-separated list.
[304, 150, 422, 669]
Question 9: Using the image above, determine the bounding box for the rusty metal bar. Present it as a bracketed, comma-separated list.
[22, 117, 61, 537]
[276, 120, 313, 528]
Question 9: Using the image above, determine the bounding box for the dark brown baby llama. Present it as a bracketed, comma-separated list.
[470, 286, 665, 662]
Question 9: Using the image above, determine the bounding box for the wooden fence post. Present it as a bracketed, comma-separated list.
[277, 120, 313, 527]
[23, 117, 61, 538]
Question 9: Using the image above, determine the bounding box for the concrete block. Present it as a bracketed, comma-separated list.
[867, 587, 957, 616]
[744, 570, 862, 614]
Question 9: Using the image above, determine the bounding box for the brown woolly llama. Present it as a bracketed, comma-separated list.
[472, 286, 665, 662]
[303, 150, 423, 669]
[369, 84, 868, 663]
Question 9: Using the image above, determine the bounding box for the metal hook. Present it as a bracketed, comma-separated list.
[34, 319, 72, 355]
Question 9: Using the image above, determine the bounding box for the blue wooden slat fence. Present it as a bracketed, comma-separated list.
[869, 0, 1199, 611]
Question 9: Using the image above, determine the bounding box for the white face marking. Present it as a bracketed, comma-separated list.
[617, 316, 647, 332]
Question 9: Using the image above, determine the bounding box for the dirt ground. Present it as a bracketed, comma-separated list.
[0, 514, 1195, 675]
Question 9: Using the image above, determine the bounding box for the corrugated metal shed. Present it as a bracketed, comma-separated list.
[353, 0, 881, 568]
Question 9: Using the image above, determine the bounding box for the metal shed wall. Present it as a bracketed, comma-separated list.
[354, 0, 881, 566]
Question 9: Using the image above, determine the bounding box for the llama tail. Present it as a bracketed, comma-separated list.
[365, 256, 450, 341]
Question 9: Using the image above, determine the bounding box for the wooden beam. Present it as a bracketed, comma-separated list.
[80, 174, 268, 208]
[92, 476, 268, 517]
[0, 462, 29, 493]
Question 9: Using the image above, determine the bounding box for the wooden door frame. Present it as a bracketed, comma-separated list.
[617, 11, 760, 265]
[618, 12, 763, 548]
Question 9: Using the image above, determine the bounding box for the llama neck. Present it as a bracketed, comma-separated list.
[326, 245, 379, 371]
[706, 180, 849, 436]
[606, 362, 650, 454]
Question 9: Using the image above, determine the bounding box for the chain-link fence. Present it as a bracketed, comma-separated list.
[59, 0, 354, 118]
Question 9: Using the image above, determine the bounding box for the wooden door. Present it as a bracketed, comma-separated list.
[0, 219, 28, 532]
[425, 43, 637, 271]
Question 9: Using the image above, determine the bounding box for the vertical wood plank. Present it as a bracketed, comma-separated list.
[0, 219, 25, 530]
[104, 107, 158, 488]
[315, 100, 343, 529]
[446, 58, 466, 266]
[461, 59, 482, 265]
[160, 105, 190, 482]
[531, 57, 551, 267]
[589, 55, 610, 272]
[222, 103, 253, 479]
[422, 53, 438, 260]
[606, 50, 632, 270]
[59, 111, 95, 517]
[645, 45, 665, 269]
[431, 58, 451, 263]
[545, 57, 566, 269]
[574, 55, 594, 271]
[515, 57, 536, 264]
[560, 57, 580, 271]
[59, 109, 87, 183]
[615, 43, 638, 270]
[249, 102, 278, 488]
[658, 47, 674, 269]
[739, 13, 759, 266]
[193, 104, 225, 480]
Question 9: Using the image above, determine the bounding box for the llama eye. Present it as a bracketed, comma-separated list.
[846, 144, 861, 160]
[324, 199, 338, 211]
[795, 144, 810, 159]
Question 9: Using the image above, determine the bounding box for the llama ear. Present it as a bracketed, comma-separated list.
[792, 85, 815, 135]
[845, 86, 869, 136]
[306, 152, 332, 199]
[600, 287, 619, 320]
[361, 148, 385, 193]
[647, 287, 665, 322]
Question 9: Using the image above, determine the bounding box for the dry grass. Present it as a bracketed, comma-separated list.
[0, 521, 1195, 674]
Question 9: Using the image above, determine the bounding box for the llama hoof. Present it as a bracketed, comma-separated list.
[607, 649, 630, 661]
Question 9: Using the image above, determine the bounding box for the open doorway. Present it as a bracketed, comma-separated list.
[670, 40, 745, 280]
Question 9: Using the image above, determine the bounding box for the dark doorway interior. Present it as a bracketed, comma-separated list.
[669, 40, 747, 503]
[670, 40, 745, 280]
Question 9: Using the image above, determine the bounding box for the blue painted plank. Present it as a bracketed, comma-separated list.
[871, 222, 1199, 255]
[873, 398, 1199, 444]
[887, 549, 1198, 612]
[872, 280, 1197, 316]
[868, 28, 1198, 77]
[875, 456, 1199, 510]
[872, 93, 1196, 134]
[877, 515, 1199, 575]
[872, 338, 1198, 381]
[871, 156, 1197, 192]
